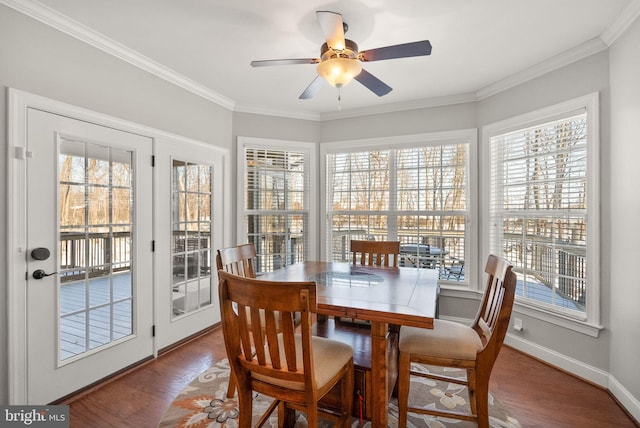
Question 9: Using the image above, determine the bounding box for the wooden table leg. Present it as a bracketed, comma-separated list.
[370, 321, 389, 428]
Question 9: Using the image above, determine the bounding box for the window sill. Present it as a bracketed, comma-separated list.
[439, 285, 480, 299]
[513, 301, 603, 338]
[439, 286, 604, 338]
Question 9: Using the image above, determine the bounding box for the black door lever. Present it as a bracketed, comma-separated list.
[32, 269, 58, 279]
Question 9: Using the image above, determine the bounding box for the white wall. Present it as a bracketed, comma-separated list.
[320, 102, 477, 142]
[0, 4, 232, 404]
[0, 6, 232, 147]
[609, 14, 640, 413]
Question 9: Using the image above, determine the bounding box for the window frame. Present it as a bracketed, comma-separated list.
[481, 93, 602, 336]
[237, 137, 318, 272]
[320, 130, 478, 289]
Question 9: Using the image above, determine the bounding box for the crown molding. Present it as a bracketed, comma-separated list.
[476, 37, 608, 100]
[477, 0, 640, 100]
[0, 0, 235, 110]
[601, 0, 640, 45]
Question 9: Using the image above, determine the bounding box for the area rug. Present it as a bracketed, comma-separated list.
[159, 359, 521, 427]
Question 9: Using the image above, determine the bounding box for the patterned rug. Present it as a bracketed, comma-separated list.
[159, 359, 521, 427]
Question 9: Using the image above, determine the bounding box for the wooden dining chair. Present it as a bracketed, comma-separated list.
[216, 243, 257, 279]
[350, 239, 400, 268]
[397, 254, 516, 428]
[216, 243, 258, 398]
[217, 270, 354, 427]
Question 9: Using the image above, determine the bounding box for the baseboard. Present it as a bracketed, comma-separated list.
[504, 333, 610, 387]
[609, 374, 640, 424]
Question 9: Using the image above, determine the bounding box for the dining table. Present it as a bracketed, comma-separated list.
[258, 261, 439, 428]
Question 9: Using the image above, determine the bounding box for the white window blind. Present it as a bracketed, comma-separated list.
[244, 147, 308, 274]
[328, 150, 390, 244]
[489, 112, 588, 317]
[326, 142, 469, 281]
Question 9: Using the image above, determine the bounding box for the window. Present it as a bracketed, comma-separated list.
[170, 159, 213, 317]
[485, 93, 599, 329]
[58, 141, 135, 359]
[238, 138, 316, 274]
[323, 131, 476, 284]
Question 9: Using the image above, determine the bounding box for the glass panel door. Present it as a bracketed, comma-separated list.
[24, 106, 153, 404]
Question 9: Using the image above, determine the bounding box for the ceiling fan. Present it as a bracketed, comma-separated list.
[250, 11, 432, 100]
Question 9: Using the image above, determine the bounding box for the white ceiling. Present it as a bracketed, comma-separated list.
[9, 0, 639, 119]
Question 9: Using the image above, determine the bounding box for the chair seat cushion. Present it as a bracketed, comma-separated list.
[254, 334, 353, 391]
[399, 319, 482, 361]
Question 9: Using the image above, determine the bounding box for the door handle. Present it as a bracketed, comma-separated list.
[32, 269, 58, 280]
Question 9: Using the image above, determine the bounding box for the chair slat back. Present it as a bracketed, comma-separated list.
[218, 270, 317, 389]
[472, 255, 516, 355]
[350, 240, 400, 268]
[216, 243, 257, 278]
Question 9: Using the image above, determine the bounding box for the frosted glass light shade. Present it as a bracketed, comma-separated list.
[317, 57, 362, 88]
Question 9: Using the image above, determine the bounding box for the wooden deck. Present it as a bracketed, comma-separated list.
[515, 272, 582, 311]
[59, 272, 133, 360]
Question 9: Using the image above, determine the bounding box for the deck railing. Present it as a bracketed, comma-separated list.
[330, 231, 586, 307]
[504, 240, 586, 306]
[330, 231, 465, 276]
[250, 236, 305, 274]
[558, 249, 586, 304]
[60, 231, 131, 282]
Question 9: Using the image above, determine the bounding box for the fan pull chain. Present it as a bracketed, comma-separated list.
[337, 87, 342, 110]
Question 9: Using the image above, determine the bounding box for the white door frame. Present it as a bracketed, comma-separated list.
[6, 88, 230, 404]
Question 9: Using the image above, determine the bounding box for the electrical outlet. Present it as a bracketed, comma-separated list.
[513, 318, 523, 331]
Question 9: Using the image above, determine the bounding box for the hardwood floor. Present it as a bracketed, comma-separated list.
[65, 328, 228, 427]
[491, 346, 638, 427]
[65, 326, 638, 428]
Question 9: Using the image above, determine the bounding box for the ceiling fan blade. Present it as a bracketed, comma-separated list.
[299, 76, 324, 99]
[354, 69, 392, 97]
[359, 40, 432, 62]
[251, 58, 319, 67]
[316, 11, 346, 50]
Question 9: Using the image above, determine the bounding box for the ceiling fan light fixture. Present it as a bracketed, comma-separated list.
[251, 12, 430, 99]
[317, 57, 362, 88]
